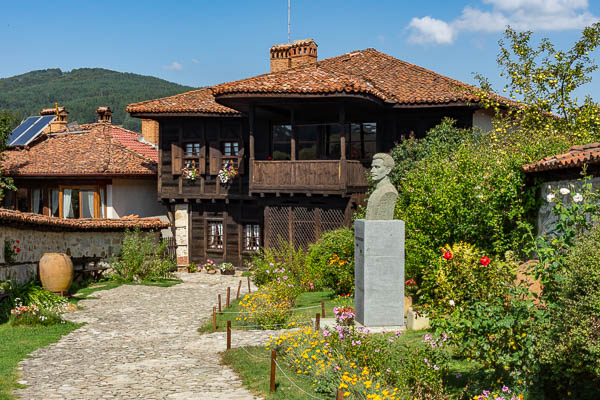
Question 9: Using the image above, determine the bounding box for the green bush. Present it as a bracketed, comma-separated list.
[110, 228, 175, 282]
[536, 223, 600, 396]
[305, 228, 354, 295]
[249, 239, 307, 288]
[0, 280, 68, 323]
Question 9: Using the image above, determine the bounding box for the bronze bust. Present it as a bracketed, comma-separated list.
[365, 153, 398, 220]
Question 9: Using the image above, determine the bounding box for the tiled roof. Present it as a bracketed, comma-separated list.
[214, 48, 487, 105]
[1, 124, 157, 177]
[522, 143, 600, 173]
[0, 208, 168, 231]
[126, 87, 240, 115]
[80, 123, 158, 162]
[127, 48, 506, 115]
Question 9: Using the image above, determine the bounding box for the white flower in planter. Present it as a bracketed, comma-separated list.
[573, 193, 584, 203]
[559, 187, 570, 195]
[546, 193, 556, 203]
[449, 299, 455, 306]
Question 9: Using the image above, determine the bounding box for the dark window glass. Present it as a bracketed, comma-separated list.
[2, 190, 15, 209]
[296, 125, 318, 160]
[325, 124, 342, 159]
[32, 188, 44, 214]
[363, 122, 377, 159]
[244, 224, 261, 251]
[185, 143, 201, 157]
[347, 122, 377, 160]
[272, 125, 291, 160]
[208, 221, 224, 250]
[223, 141, 240, 156]
[16, 189, 29, 213]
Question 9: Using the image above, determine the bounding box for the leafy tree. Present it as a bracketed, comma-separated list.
[0, 111, 16, 202]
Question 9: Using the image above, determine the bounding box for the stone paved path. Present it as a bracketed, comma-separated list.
[14, 273, 282, 400]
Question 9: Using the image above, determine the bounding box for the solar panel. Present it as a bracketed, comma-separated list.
[9, 115, 56, 146]
[7, 117, 40, 145]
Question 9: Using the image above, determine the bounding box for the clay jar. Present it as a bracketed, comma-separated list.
[39, 253, 74, 296]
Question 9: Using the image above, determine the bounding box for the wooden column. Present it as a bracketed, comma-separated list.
[290, 108, 296, 161]
[339, 104, 347, 160]
[249, 105, 255, 195]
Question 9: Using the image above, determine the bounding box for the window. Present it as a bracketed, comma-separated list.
[60, 186, 106, 219]
[207, 221, 224, 250]
[32, 188, 44, 214]
[244, 224, 261, 251]
[349, 122, 377, 160]
[221, 141, 241, 169]
[185, 143, 202, 157]
[16, 189, 29, 213]
[272, 125, 292, 160]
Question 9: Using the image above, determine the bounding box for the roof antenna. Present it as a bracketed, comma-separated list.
[288, 0, 291, 43]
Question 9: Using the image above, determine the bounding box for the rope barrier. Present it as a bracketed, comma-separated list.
[218, 304, 322, 314]
[228, 320, 312, 330]
[274, 359, 327, 400]
[237, 345, 272, 360]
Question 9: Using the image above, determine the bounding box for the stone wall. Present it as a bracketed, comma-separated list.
[174, 204, 189, 266]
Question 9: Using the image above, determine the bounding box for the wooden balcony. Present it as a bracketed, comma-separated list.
[249, 160, 369, 195]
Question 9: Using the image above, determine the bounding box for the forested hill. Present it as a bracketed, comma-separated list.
[0, 68, 195, 132]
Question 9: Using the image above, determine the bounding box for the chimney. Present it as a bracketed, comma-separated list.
[270, 39, 317, 73]
[141, 119, 159, 145]
[96, 106, 112, 123]
[40, 105, 68, 133]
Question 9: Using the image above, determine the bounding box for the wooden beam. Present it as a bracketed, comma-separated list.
[290, 108, 296, 161]
[339, 104, 347, 160]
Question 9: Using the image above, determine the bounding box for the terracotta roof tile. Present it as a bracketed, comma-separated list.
[523, 143, 600, 173]
[127, 48, 510, 115]
[79, 123, 158, 162]
[0, 208, 168, 231]
[126, 87, 240, 115]
[1, 124, 157, 177]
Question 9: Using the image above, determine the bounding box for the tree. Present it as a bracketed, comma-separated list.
[0, 111, 16, 202]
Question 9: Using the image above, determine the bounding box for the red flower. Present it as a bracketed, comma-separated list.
[16, 248, 21, 253]
[405, 279, 416, 286]
[267, 156, 273, 160]
[480, 256, 491, 266]
[13, 245, 16, 249]
[443, 251, 453, 260]
[16, 240, 20, 244]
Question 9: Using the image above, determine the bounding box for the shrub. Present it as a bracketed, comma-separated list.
[9, 302, 64, 327]
[110, 228, 175, 282]
[536, 223, 600, 396]
[249, 239, 307, 287]
[305, 228, 354, 294]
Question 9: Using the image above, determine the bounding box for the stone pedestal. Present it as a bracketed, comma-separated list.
[354, 219, 405, 327]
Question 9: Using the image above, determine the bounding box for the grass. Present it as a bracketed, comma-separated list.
[198, 289, 341, 333]
[0, 321, 82, 400]
[222, 346, 321, 399]
[68, 277, 181, 304]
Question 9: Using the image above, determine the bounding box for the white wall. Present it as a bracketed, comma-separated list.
[472, 109, 493, 133]
[110, 178, 167, 219]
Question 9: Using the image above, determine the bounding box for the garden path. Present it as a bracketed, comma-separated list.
[14, 273, 279, 400]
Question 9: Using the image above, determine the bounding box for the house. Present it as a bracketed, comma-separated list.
[127, 39, 497, 267]
[523, 143, 600, 235]
[1, 106, 168, 225]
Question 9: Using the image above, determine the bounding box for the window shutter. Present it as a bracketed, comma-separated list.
[198, 140, 206, 174]
[209, 141, 222, 175]
[171, 142, 183, 175]
[237, 145, 245, 174]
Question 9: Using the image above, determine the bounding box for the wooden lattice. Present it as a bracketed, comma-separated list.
[265, 206, 346, 250]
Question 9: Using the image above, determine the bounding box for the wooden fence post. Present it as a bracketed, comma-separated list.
[321, 300, 326, 318]
[247, 276, 251, 293]
[315, 313, 320, 331]
[236, 280, 242, 300]
[226, 287, 231, 309]
[218, 294, 222, 314]
[270, 350, 277, 393]
[212, 306, 217, 332]
[227, 321, 231, 350]
[336, 388, 344, 400]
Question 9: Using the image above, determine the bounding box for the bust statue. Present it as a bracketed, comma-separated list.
[365, 153, 398, 220]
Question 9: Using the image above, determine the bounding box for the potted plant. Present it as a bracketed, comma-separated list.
[219, 262, 236, 275]
[217, 161, 238, 186]
[405, 278, 417, 315]
[203, 259, 218, 274]
[182, 162, 199, 183]
[186, 262, 198, 273]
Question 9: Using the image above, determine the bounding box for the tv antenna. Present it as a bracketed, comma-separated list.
[288, 0, 291, 43]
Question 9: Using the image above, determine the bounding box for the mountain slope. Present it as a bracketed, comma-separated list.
[0, 68, 194, 132]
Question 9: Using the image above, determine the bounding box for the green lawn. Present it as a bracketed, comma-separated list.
[199, 290, 340, 333]
[0, 322, 82, 400]
[223, 346, 322, 399]
[68, 278, 181, 304]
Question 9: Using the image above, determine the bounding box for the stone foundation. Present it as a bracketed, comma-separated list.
[174, 204, 189, 266]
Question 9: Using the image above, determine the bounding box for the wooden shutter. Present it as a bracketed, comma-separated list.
[237, 145, 245, 174]
[171, 142, 183, 175]
[209, 141, 222, 175]
[198, 140, 206, 175]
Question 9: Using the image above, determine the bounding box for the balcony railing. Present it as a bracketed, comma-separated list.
[249, 160, 369, 194]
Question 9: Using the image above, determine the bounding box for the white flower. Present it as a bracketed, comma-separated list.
[546, 193, 556, 203]
[573, 193, 583, 203]
[449, 300, 455, 306]
[559, 187, 570, 195]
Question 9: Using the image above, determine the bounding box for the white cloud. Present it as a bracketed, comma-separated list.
[406, 0, 598, 45]
[192, 58, 200, 64]
[163, 61, 183, 71]
[407, 16, 455, 45]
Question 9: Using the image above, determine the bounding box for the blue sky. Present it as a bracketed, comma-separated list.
[2, 1, 600, 102]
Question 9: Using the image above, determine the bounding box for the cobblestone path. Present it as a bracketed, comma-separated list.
[14, 273, 278, 400]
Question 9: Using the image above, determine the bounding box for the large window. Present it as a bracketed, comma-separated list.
[59, 186, 106, 219]
[207, 221, 224, 250]
[222, 141, 241, 168]
[271, 122, 375, 160]
[244, 224, 261, 251]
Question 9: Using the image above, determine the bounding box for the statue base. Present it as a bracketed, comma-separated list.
[354, 219, 405, 327]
